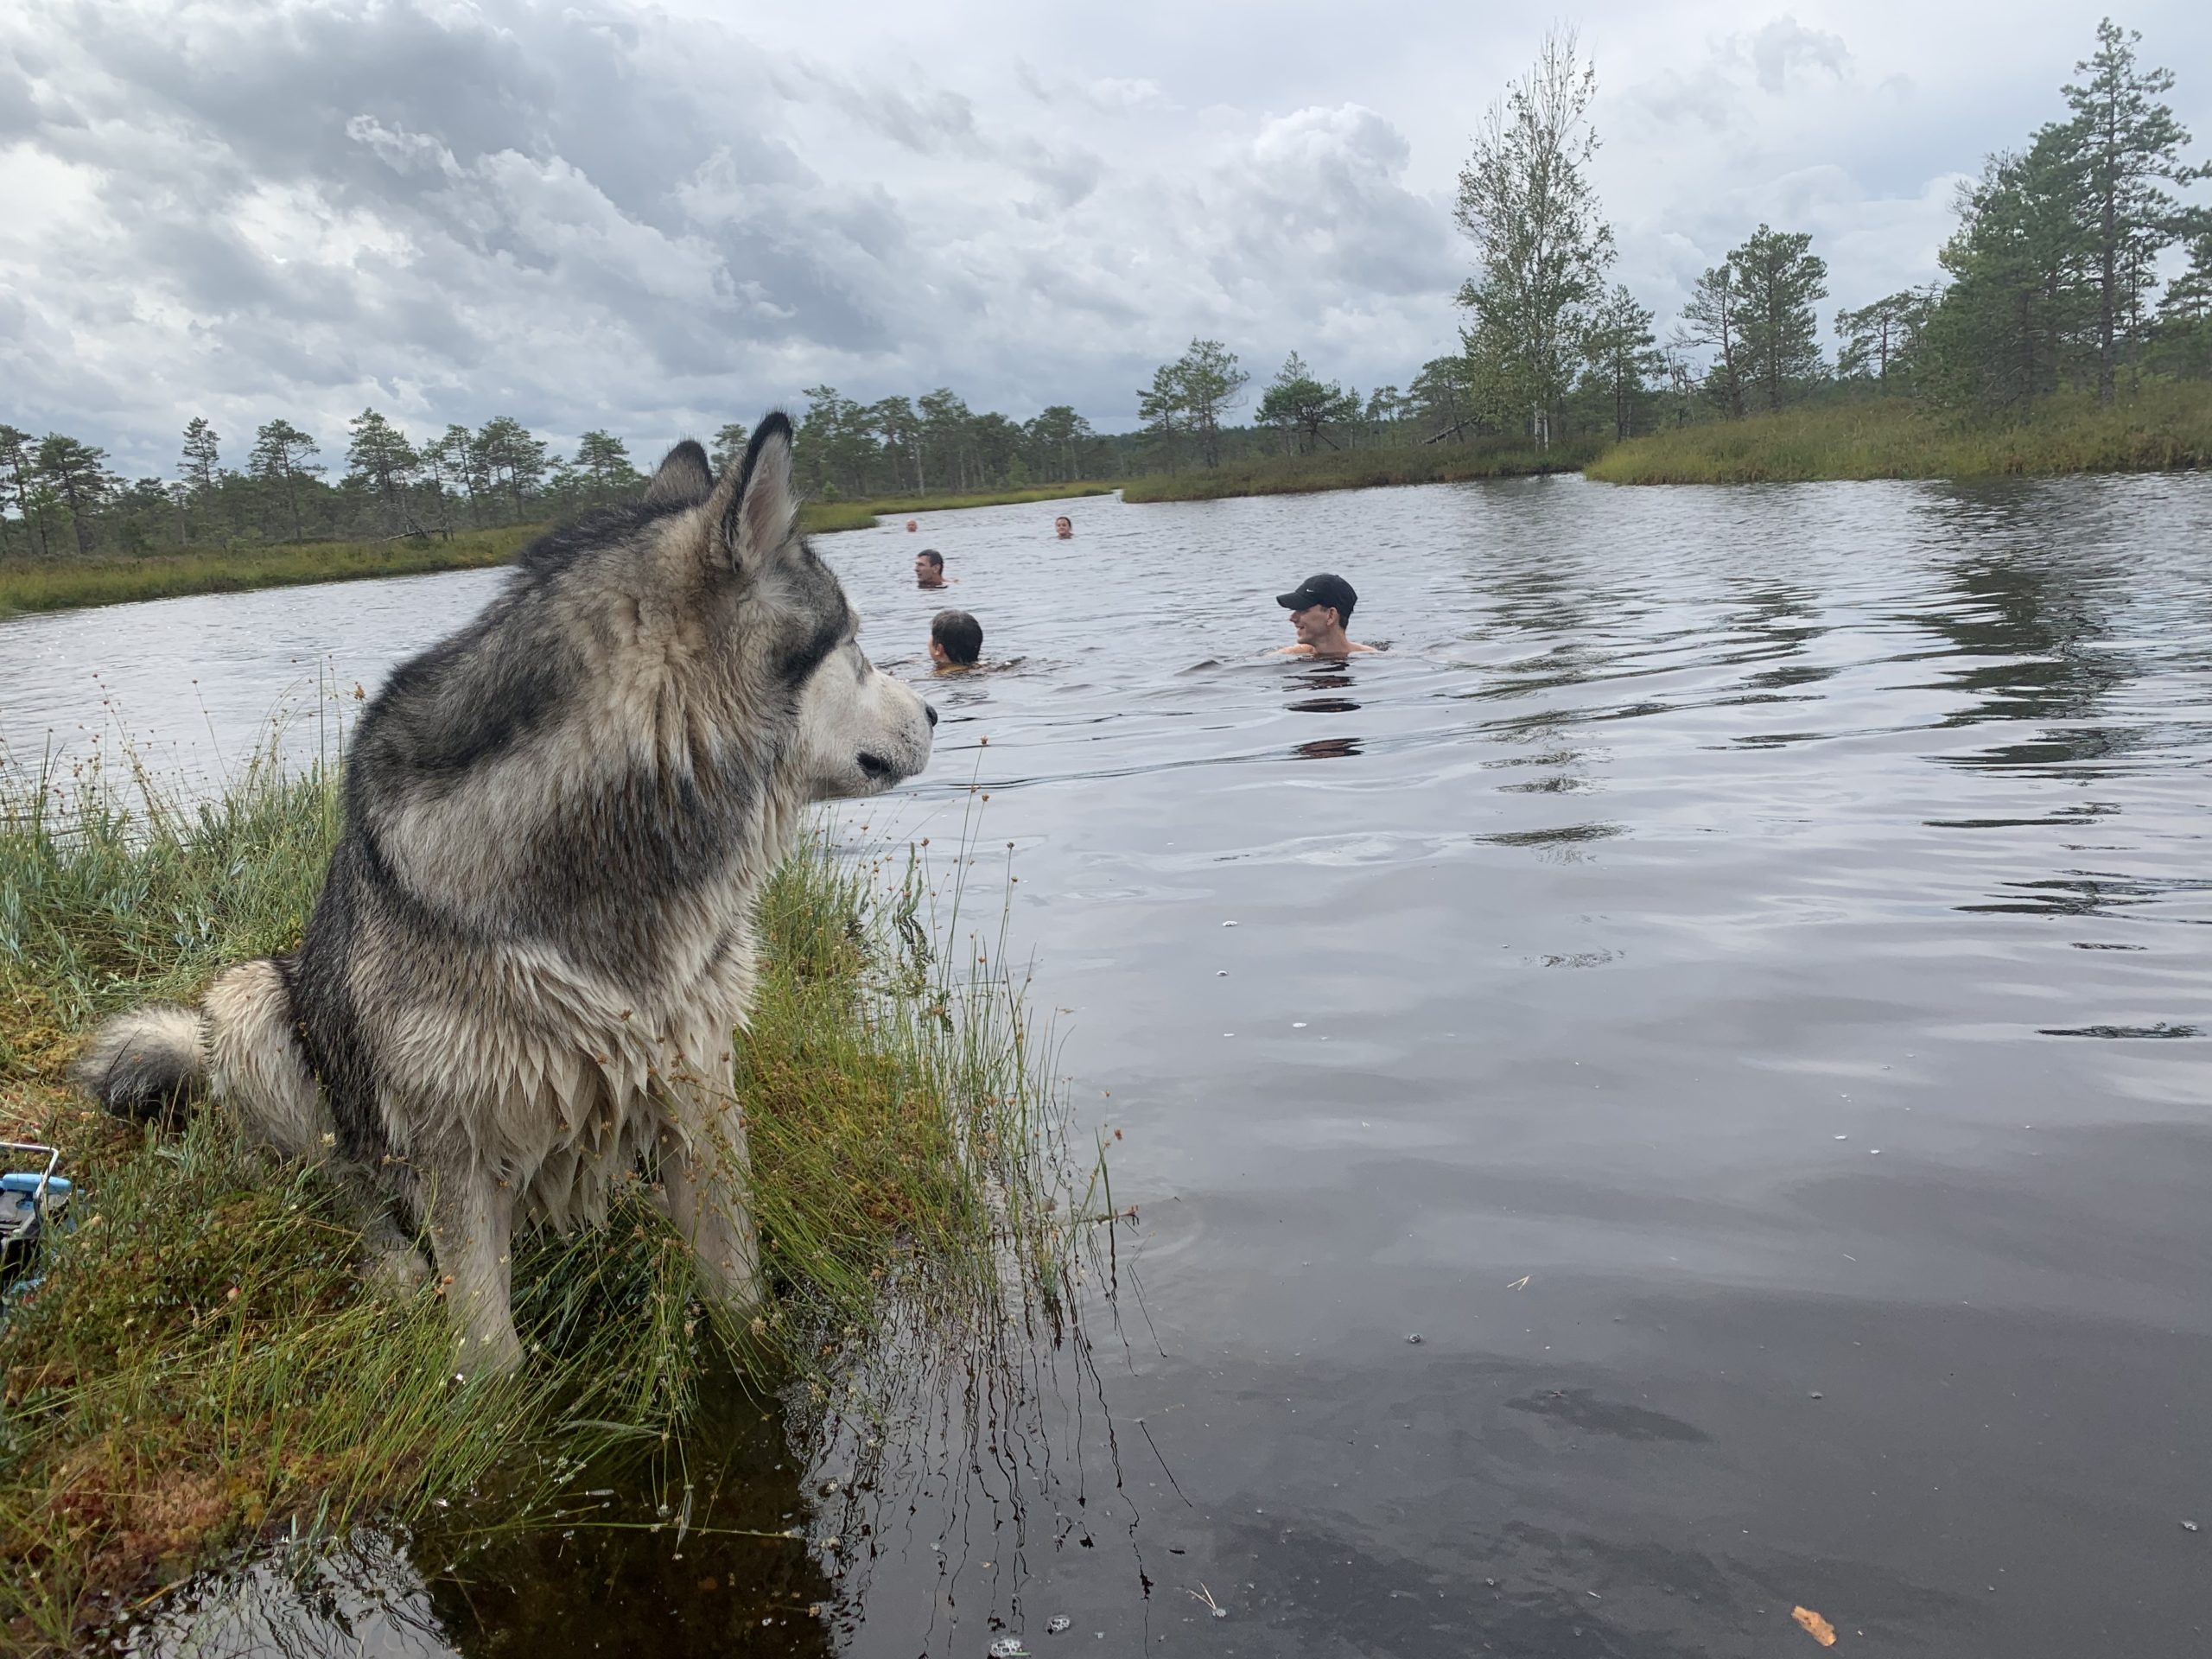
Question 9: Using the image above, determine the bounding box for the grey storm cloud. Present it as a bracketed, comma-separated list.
[2, 0, 1474, 471]
[3, 0, 2208, 474]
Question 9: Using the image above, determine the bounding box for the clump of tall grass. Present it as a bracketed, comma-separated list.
[1584, 383, 2212, 485]
[0, 526, 540, 622]
[0, 742, 1099, 1652]
[1121, 436, 1597, 503]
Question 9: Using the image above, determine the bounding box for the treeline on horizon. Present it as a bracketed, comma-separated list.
[1414, 16, 2211, 457]
[4, 16, 2208, 564]
[0, 394, 1161, 564]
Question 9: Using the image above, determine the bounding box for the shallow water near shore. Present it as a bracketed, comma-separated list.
[6, 473, 2211, 1657]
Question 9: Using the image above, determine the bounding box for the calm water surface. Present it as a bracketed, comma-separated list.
[6, 474, 2210, 1658]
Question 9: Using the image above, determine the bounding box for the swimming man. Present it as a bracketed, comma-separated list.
[1054, 515, 1073, 539]
[1274, 573, 1376, 658]
[930, 609, 982, 671]
[916, 548, 948, 588]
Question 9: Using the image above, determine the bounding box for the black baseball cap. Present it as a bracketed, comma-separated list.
[1276, 572, 1357, 619]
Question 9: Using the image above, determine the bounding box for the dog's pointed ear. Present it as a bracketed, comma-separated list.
[709, 411, 798, 571]
[644, 440, 713, 508]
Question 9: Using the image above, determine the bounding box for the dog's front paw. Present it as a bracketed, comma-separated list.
[453, 1322, 525, 1380]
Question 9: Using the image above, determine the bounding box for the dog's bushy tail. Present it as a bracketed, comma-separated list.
[73, 960, 327, 1155]
[73, 1004, 207, 1124]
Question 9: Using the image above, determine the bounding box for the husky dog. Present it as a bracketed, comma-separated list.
[73, 415, 934, 1374]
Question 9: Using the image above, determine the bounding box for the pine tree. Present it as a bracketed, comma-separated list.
[1581, 285, 1663, 440]
[575, 430, 640, 504]
[1170, 340, 1248, 467]
[2150, 232, 2212, 378]
[346, 409, 419, 532]
[709, 423, 751, 478]
[1920, 128, 2095, 410]
[428, 425, 482, 526]
[1408, 354, 1482, 442]
[34, 435, 114, 556]
[0, 424, 46, 557]
[250, 419, 322, 543]
[179, 417, 220, 494]
[2062, 18, 2205, 401]
[1730, 226, 1828, 410]
[1834, 289, 1936, 386]
[471, 416, 546, 521]
[1255, 353, 1361, 454]
[1136, 365, 1185, 474]
[1674, 264, 1747, 419]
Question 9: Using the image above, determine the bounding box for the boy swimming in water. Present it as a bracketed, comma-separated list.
[1274, 573, 1376, 658]
[930, 608, 982, 671]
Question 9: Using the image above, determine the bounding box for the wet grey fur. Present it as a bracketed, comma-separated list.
[73, 416, 936, 1373]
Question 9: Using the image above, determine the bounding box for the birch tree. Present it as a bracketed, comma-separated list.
[1453, 28, 1616, 446]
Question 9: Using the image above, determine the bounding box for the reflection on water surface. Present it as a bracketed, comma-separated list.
[8, 471, 2212, 1657]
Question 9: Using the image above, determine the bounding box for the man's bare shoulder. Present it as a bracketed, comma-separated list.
[1273, 643, 1315, 657]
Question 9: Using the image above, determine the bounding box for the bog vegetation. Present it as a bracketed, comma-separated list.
[0, 742, 1101, 1650]
[1585, 386, 2212, 485]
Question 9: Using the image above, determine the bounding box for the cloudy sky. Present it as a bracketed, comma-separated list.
[3, 0, 2208, 475]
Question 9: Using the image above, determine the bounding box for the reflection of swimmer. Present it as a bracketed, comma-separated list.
[1274, 573, 1376, 658]
[916, 548, 951, 588]
[1293, 736, 1363, 760]
[1054, 514, 1073, 539]
[929, 608, 982, 671]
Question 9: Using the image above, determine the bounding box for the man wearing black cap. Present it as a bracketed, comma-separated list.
[1274, 572, 1375, 658]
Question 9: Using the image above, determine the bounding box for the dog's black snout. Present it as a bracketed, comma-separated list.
[924, 702, 939, 728]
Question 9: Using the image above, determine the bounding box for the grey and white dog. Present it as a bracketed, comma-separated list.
[73, 415, 934, 1373]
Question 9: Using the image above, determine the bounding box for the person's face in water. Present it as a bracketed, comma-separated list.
[1290, 602, 1341, 648]
[915, 552, 944, 587]
[1053, 516, 1072, 539]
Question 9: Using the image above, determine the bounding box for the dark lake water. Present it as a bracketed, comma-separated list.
[5, 473, 2210, 1657]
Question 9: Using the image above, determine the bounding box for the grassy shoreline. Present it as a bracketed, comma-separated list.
[13, 391, 2202, 626]
[1586, 385, 2212, 485]
[0, 486, 1125, 620]
[802, 480, 1120, 533]
[0, 527, 540, 622]
[0, 750, 1094, 1652]
[1120, 438, 1598, 502]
